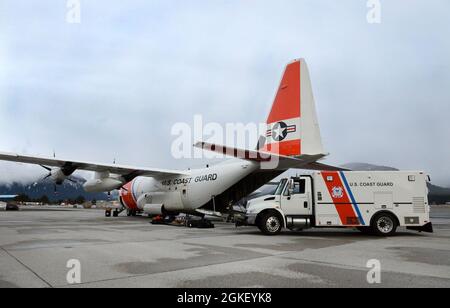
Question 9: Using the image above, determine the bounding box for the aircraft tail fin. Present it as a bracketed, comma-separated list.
[259, 59, 325, 157]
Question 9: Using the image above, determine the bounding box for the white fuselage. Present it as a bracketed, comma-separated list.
[120, 159, 259, 214]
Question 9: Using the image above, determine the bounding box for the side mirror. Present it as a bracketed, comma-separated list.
[288, 179, 295, 196]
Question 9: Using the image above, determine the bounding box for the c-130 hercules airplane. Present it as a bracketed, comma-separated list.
[0, 59, 344, 217]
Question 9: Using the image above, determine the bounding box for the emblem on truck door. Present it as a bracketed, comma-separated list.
[331, 186, 344, 199]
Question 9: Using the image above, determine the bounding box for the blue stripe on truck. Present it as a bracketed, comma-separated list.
[339, 171, 366, 226]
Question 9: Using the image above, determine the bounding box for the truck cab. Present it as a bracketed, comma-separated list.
[246, 176, 314, 234]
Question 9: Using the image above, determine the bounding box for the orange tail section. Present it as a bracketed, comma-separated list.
[260, 59, 324, 157]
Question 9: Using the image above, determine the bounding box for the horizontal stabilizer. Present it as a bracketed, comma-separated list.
[194, 141, 274, 162]
[195, 141, 342, 171]
[302, 161, 350, 172]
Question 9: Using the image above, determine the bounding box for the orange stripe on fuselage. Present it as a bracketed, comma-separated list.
[120, 181, 138, 210]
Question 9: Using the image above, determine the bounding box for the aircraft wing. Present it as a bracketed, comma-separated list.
[0, 151, 187, 179]
[0, 195, 18, 199]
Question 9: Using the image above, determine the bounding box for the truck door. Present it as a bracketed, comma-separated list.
[280, 177, 313, 216]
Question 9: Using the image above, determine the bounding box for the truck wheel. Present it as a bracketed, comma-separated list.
[371, 213, 397, 236]
[105, 210, 111, 217]
[259, 212, 282, 235]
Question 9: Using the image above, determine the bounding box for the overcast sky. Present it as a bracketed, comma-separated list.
[0, 0, 449, 186]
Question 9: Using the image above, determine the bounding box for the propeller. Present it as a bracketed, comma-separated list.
[40, 165, 53, 181]
[38, 164, 79, 194]
[35, 151, 80, 194]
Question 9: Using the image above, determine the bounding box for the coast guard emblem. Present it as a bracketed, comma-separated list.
[332, 186, 344, 199]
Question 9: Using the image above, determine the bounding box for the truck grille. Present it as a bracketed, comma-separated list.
[413, 197, 425, 213]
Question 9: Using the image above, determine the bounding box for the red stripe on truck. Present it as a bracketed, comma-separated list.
[320, 171, 359, 225]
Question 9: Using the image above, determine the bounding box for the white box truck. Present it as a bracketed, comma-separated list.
[244, 171, 433, 236]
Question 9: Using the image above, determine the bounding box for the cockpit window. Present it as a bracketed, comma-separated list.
[275, 179, 287, 195]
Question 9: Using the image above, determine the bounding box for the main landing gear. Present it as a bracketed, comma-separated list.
[186, 217, 215, 229]
[150, 215, 215, 228]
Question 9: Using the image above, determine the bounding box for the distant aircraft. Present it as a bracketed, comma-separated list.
[0, 59, 344, 217]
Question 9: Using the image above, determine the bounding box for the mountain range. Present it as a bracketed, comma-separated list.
[0, 176, 109, 202]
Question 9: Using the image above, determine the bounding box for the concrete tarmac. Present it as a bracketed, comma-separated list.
[0, 206, 449, 288]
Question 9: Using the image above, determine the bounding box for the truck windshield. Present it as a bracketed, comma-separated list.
[274, 179, 287, 195]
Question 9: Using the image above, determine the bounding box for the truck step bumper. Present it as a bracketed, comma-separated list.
[407, 222, 433, 233]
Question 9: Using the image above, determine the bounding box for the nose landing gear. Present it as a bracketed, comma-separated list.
[126, 209, 138, 216]
[105, 207, 125, 217]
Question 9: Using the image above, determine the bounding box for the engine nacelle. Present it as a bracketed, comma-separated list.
[42, 164, 77, 185]
[143, 204, 164, 215]
[83, 177, 124, 192]
[50, 168, 68, 185]
[136, 191, 184, 213]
